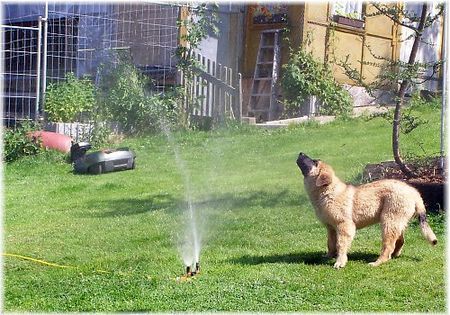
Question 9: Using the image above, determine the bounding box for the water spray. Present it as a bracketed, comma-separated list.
[160, 121, 203, 280]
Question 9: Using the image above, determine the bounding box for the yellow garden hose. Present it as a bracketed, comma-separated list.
[3, 253, 109, 274]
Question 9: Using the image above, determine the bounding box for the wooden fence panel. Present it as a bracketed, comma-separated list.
[181, 51, 242, 122]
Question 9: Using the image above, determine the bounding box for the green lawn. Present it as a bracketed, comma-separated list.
[4, 106, 445, 312]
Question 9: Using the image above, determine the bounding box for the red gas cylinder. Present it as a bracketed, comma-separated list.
[29, 131, 72, 153]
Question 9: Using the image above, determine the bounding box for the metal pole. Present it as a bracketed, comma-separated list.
[35, 16, 43, 122]
[40, 1, 49, 122]
[440, 3, 448, 174]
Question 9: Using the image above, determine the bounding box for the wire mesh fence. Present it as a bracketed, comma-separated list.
[2, 2, 180, 133]
[2, 2, 243, 140]
[1, 23, 42, 127]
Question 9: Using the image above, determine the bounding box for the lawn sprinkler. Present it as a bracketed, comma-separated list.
[185, 261, 200, 277]
[177, 261, 200, 282]
[188, 261, 201, 276]
[70, 142, 136, 175]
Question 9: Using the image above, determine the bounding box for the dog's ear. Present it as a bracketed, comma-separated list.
[316, 171, 332, 187]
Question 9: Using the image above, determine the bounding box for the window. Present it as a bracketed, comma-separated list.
[332, 1, 363, 20]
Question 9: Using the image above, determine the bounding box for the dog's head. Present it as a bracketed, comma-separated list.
[296, 153, 334, 187]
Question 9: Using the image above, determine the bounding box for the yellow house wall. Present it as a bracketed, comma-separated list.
[302, 2, 328, 62]
[307, 2, 398, 85]
[242, 4, 306, 78]
[242, 2, 400, 85]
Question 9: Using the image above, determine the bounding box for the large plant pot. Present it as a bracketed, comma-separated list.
[408, 181, 445, 213]
[45, 122, 93, 142]
[363, 160, 445, 213]
[301, 95, 322, 117]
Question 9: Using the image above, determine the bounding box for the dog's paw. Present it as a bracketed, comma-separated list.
[333, 261, 346, 269]
[368, 261, 381, 267]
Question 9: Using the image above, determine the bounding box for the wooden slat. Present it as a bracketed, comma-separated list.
[181, 49, 243, 122]
[218, 63, 223, 119]
[238, 73, 243, 119]
[201, 55, 206, 116]
[206, 59, 211, 117]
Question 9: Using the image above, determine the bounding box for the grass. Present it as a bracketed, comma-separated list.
[4, 105, 445, 312]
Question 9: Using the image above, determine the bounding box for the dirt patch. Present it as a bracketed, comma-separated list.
[363, 157, 446, 212]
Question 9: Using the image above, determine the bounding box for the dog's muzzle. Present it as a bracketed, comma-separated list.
[296, 152, 317, 176]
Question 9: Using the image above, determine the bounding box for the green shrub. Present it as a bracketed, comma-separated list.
[281, 49, 353, 117]
[409, 91, 442, 109]
[97, 54, 183, 134]
[45, 72, 95, 122]
[4, 123, 42, 163]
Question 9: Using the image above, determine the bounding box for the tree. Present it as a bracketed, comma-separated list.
[339, 2, 444, 178]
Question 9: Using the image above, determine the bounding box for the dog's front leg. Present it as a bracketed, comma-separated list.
[334, 222, 356, 269]
[325, 225, 337, 258]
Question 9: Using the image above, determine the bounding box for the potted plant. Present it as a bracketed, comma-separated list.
[44, 72, 95, 141]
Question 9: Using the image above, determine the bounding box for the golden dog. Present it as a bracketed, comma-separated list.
[296, 153, 437, 268]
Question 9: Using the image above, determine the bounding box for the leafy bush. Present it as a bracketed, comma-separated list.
[97, 54, 183, 134]
[281, 49, 353, 117]
[45, 72, 95, 122]
[409, 91, 442, 109]
[4, 123, 42, 163]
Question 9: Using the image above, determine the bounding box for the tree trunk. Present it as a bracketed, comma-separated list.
[392, 3, 428, 178]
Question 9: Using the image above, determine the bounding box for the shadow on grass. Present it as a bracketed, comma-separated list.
[230, 251, 380, 266]
[86, 193, 179, 217]
[83, 189, 308, 218]
[231, 250, 422, 266]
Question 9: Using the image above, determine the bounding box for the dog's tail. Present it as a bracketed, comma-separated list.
[416, 199, 438, 245]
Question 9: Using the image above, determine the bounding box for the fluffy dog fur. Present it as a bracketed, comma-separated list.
[296, 153, 437, 269]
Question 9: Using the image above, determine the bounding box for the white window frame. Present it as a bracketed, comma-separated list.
[331, 1, 363, 20]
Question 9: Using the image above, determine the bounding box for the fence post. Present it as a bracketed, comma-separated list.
[201, 55, 206, 116]
[206, 58, 211, 116]
[227, 67, 234, 119]
[219, 64, 225, 122]
[238, 73, 242, 121]
[180, 51, 243, 125]
[224, 65, 228, 119]
[40, 2, 49, 122]
[35, 16, 43, 122]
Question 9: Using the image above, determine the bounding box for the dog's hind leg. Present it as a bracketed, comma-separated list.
[334, 222, 356, 269]
[369, 222, 404, 267]
[392, 232, 405, 258]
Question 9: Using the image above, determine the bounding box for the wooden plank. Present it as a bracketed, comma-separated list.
[224, 66, 229, 117]
[193, 66, 236, 92]
[212, 61, 218, 120]
[206, 58, 211, 117]
[195, 53, 200, 116]
[223, 65, 228, 119]
[201, 55, 206, 116]
[219, 63, 224, 120]
[180, 50, 243, 122]
[228, 67, 234, 119]
[197, 53, 201, 116]
[238, 73, 243, 120]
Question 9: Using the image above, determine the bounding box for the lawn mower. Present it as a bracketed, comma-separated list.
[71, 142, 136, 175]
